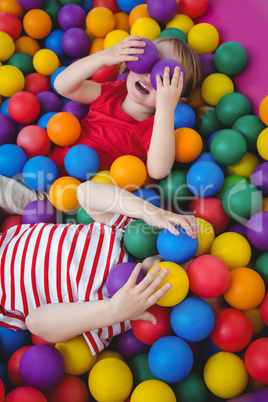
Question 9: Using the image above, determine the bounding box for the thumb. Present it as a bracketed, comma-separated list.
[137, 312, 157, 325]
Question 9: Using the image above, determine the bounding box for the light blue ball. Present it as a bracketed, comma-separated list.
[45, 29, 66, 58]
[64, 144, 99, 180]
[186, 161, 224, 197]
[117, 0, 145, 14]
[23, 156, 58, 191]
[38, 112, 57, 129]
[174, 103, 196, 129]
[0, 144, 27, 177]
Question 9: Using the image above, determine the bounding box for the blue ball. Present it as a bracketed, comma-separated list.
[117, 0, 145, 13]
[191, 152, 223, 169]
[37, 112, 57, 129]
[174, 103, 196, 129]
[186, 161, 224, 197]
[157, 226, 198, 264]
[207, 130, 221, 150]
[0, 98, 12, 119]
[148, 335, 193, 383]
[201, 336, 221, 360]
[50, 66, 66, 93]
[64, 145, 99, 180]
[0, 144, 27, 177]
[23, 156, 58, 191]
[132, 187, 161, 208]
[45, 30, 66, 58]
[0, 326, 32, 360]
[170, 297, 215, 342]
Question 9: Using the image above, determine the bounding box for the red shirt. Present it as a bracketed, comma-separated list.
[48, 81, 154, 173]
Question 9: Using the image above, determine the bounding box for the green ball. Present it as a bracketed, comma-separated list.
[222, 182, 262, 222]
[195, 107, 225, 138]
[210, 129, 247, 165]
[254, 252, 268, 287]
[123, 219, 160, 259]
[233, 115, 266, 151]
[129, 354, 156, 388]
[172, 372, 208, 402]
[76, 206, 94, 224]
[217, 174, 249, 200]
[44, 0, 62, 23]
[216, 92, 251, 126]
[8, 53, 34, 76]
[159, 170, 192, 208]
[58, 0, 83, 4]
[159, 28, 187, 42]
[63, 212, 78, 224]
[214, 41, 247, 75]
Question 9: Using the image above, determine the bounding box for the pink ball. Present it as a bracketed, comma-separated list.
[150, 58, 186, 90]
[17, 125, 51, 158]
[126, 38, 159, 74]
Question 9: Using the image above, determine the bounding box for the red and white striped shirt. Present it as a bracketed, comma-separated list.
[0, 214, 132, 355]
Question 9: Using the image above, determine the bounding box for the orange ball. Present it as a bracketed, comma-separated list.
[223, 267, 266, 310]
[110, 155, 147, 191]
[23, 9, 52, 40]
[15, 35, 40, 57]
[89, 38, 105, 55]
[263, 197, 268, 211]
[0, 0, 24, 18]
[49, 176, 81, 212]
[259, 95, 268, 126]
[129, 4, 150, 27]
[187, 86, 206, 109]
[174, 127, 203, 163]
[86, 7, 116, 38]
[47, 112, 81, 146]
[115, 12, 130, 32]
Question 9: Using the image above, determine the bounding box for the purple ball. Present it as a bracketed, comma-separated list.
[18, 0, 45, 9]
[246, 211, 268, 250]
[22, 200, 57, 224]
[126, 38, 159, 74]
[199, 53, 216, 80]
[0, 115, 16, 145]
[228, 387, 268, 402]
[251, 162, 268, 196]
[36, 91, 62, 115]
[62, 27, 90, 58]
[58, 4, 87, 30]
[150, 58, 186, 90]
[147, 0, 177, 24]
[19, 344, 65, 391]
[114, 329, 149, 360]
[106, 262, 146, 297]
[62, 100, 89, 121]
[116, 72, 129, 81]
[229, 223, 247, 238]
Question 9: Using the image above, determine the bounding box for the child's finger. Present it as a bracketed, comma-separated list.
[147, 282, 172, 306]
[143, 267, 170, 296]
[163, 66, 170, 86]
[133, 311, 157, 325]
[136, 265, 162, 292]
[170, 66, 180, 86]
[155, 74, 163, 89]
[127, 263, 144, 286]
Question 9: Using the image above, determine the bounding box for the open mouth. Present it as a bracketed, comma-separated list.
[135, 81, 150, 95]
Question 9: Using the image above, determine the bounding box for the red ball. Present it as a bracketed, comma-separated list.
[245, 338, 268, 384]
[91, 65, 119, 83]
[44, 375, 89, 402]
[93, 0, 120, 13]
[0, 215, 23, 233]
[8, 92, 40, 124]
[7, 346, 32, 387]
[210, 308, 253, 352]
[0, 379, 5, 402]
[4, 386, 47, 402]
[178, 0, 209, 18]
[131, 304, 172, 345]
[192, 197, 230, 234]
[31, 333, 55, 346]
[187, 255, 230, 298]
[260, 293, 268, 326]
[24, 73, 51, 95]
[17, 125, 51, 158]
[0, 12, 22, 40]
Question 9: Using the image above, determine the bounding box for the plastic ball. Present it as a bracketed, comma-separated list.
[18, 0, 45, 9]
[104, 29, 129, 48]
[0, 326, 31, 361]
[15, 35, 40, 56]
[223, 267, 265, 310]
[44, 375, 89, 402]
[0, 215, 22, 233]
[201, 73, 234, 106]
[214, 41, 247, 76]
[0, 143, 27, 177]
[22, 156, 58, 191]
[132, 187, 161, 208]
[245, 338, 268, 385]
[8, 91, 40, 124]
[195, 106, 225, 138]
[203, 352, 248, 399]
[93, 0, 121, 13]
[24, 73, 51, 95]
[17, 125, 51, 158]
[117, 0, 144, 14]
[194, 217, 215, 256]
[91, 169, 114, 184]
[131, 304, 172, 345]
[178, 0, 209, 18]
[172, 371, 208, 402]
[86, 7, 116, 38]
[255, 253, 268, 287]
[246, 211, 268, 250]
[199, 52, 216, 80]
[150, 59, 186, 91]
[259, 95, 268, 126]
[47, 112, 81, 146]
[192, 197, 230, 234]
[106, 262, 146, 297]
[174, 127, 203, 163]
[58, 4, 86, 30]
[62, 100, 89, 121]
[36, 91, 62, 115]
[0, 65, 25, 97]
[7, 346, 32, 387]
[147, 0, 177, 24]
[260, 293, 268, 326]
[174, 103, 196, 129]
[244, 307, 265, 336]
[114, 329, 149, 360]
[0, 12, 22, 40]
[166, 14, 194, 36]
[64, 145, 99, 180]
[22, 200, 57, 224]
[129, 4, 149, 27]
[188, 23, 219, 54]
[49, 176, 81, 212]
[211, 232, 251, 270]
[110, 155, 147, 191]
[170, 297, 215, 342]
[210, 129, 247, 165]
[38, 112, 57, 129]
[8, 52, 34, 76]
[216, 92, 251, 126]
[45, 30, 65, 58]
[0, 115, 16, 146]
[159, 27, 187, 42]
[88, 358, 133, 402]
[257, 127, 268, 160]
[4, 387, 47, 402]
[76, 206, 94, 224]
[148, 335, 193, 383]
[128, 353, 156, 388]
[226, 151, 259, 179]
[123, 219, 159, 259]
[91, 64, 119, 82]
[23, 9, 52, 39]
[126, 37, 159, 74]
[33, 49, 60, 76]
[89, 37, 105, 54]
[0, 32, 15, 62]
[251, 162, 268, 196]
[130, 17, 161, 41]
[19, 344, 65, 391]
[159, 170, 192, 209]
[62, 27, 90, 58]
[147, 261, 189, 307]
[186, 161, 224, 198]
[131, 379, 176, 402]
[217, 174, 248, 200]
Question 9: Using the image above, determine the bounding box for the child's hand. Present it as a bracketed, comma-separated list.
[110, 263, 171, 324]
[103, 35, 146, 66]
[155, 66, 184, 112]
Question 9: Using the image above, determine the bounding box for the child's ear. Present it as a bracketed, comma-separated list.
[179, 97, 187, 104]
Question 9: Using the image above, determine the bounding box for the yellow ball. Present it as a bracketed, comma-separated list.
[147, 261, 189, 307]
[166, 14, 194, 36]
[243, 307, 266, 336]
[104, 30, 129, 49]
[131, 379, 176, 402]
[96, 350, 125, 362]
[91, 170, 115, 185]
[110, 155, 147, 191]
[130, 17, 161, 41]
[0, 31, 15, 62]
[88, 358, 133, 402]
[55, 335, 97, 375]
[195, 217, 215, 256]
[188, 23, 219, 54]
[201, 73, 234, 106]
[226, 152, 259, 178]
[33, 48, 60, 76]
[49, 176, 81, 212]
[259, 94, 268, 126]
[210, 232, 251, 270]
[204, 352, 248, 399]
[257, 127, 268, 160]
[86, 7, 116, 38]
[0, 65, 25, 97]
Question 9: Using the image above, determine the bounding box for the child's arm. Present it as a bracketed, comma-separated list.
[53, 35, 146, 104]
[146, 66, 184, 179]
[25, 263, 170, 343]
